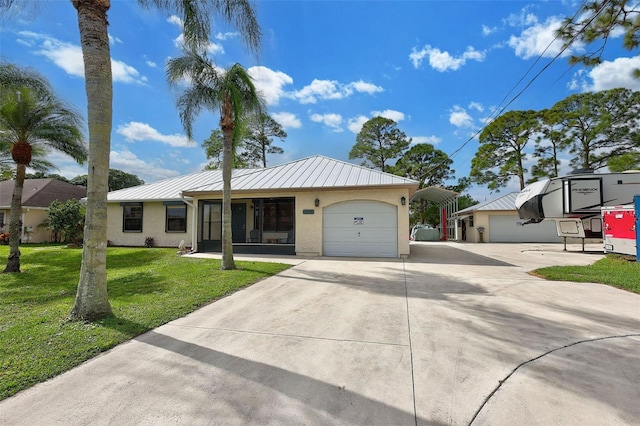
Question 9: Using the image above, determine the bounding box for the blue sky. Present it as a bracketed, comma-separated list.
[2, 1, 639, 200]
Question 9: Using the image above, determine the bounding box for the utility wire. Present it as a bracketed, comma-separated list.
[448, 0, 611, 164]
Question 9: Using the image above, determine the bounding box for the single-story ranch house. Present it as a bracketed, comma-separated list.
[0, 179, 87, 243]
[106, 156, 419, 258]
[454, 192, 562, 243]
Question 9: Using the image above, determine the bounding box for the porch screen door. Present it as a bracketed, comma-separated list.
[199, 201, 222, 252]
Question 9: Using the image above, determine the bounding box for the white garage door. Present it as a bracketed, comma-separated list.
[323, 201, 398, 257]
[489, 215, 562, 243]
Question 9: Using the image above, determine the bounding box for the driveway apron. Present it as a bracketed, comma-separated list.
[1, 242, 639, 425]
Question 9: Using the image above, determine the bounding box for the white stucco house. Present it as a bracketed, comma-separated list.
[455, 192, 562, 243]
[106, 156, 419, 258]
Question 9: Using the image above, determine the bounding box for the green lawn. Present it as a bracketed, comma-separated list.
[532, 255, 640, 294]
[0, 245, 290, 400]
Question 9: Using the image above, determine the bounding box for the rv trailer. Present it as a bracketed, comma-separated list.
[515, 170, 640, 239]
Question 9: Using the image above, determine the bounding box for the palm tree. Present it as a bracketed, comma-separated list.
[0, 64, 86, 273]
[1, 0, 260, 319]
[167, 48, 264, 270]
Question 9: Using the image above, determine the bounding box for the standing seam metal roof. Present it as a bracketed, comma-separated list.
[456, 192, 519, 214]
[106, 155, 418, 202]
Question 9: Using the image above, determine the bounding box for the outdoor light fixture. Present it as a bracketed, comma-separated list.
[315, 198, 320, 207]
[401, 196, 406, 206]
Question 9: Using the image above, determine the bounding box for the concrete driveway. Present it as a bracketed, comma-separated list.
[1, 242, 639, 425]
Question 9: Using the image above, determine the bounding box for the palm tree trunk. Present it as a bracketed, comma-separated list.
[221, 126, 236, 270]
[3, 163, 26, 273]
[69, 0, 113, 320]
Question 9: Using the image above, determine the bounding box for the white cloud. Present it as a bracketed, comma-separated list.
[349, 80, 384, 95]
[18, 31, 146, 84]
[468, 101, 484, 112]
[508, 16, 581, 59]
[505, 8, 539, 27]
[110, 150, 181, 183]
[146, 60, 157, 68]
[410, 44, 486, 71]
[411, 135, 442, 145]
[309, 113, 343, 132]
[347, 115, 369, 134]
[271, 112, 302, 129]
[449, 106, 474, 128]
[584, 56, 640, 91]
[292, 78, 383, 104]
[171, 32, 224, 55]
[215, 31, 239, 41]
[482, 25, 498, 36]
[116, 122, 192, 147]
[371, 109, 405, 122]
[248, 66, 293, 105]
[167, 15, 183, 28]
[108, 34, 122, 45]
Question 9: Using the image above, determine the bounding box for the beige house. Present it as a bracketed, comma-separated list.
[455, 192, 561, 243]
[0, 179, 87, 243]
[106, 156, 419, 258]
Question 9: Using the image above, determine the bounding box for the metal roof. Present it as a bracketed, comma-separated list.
[410, 186, 459, 205]
[456, 192, 518, 214]
[107, 156, 419, 202]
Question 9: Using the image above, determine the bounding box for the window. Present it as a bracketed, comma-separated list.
[258, 198, 294, 232]
[122, 203, 143, 232]
[468, 216, 474, 228]
[165, 202, 187, 232]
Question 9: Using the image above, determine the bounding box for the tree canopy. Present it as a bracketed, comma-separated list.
[471, 110, 539, 191]
[70, 169, 144, 191]
[391, 143, 454, 189]
[349, 116, 411, 172]
[558, 0, 640, 76]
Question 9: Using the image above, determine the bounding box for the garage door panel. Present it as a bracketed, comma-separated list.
[488, 215, 562, 243]
[323, 201, 398, 258]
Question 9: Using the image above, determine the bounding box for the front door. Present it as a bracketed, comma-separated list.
[232, 203, 247, 243]
[199, 201, 221, 252]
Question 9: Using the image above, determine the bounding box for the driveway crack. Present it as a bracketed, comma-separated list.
[468, 333, 640, 425]
[402, 259, 418, 426]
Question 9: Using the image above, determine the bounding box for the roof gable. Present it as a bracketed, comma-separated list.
[108, 156, 419, 202]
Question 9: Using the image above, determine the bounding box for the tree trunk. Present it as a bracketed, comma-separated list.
[3, 163, 26, 273]
[220, 102, 236, 270]
[69, 0, 113, 320]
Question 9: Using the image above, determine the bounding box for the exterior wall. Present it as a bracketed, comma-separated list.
[109, 187, 411, 256]
[107, 202, 194, 248]
[0, 208, 53, 243]
[189, 187, 411, 258]
[293, 188, 410, 258]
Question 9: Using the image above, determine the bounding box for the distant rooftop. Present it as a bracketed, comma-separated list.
[0, 179, 87, 209]
[456, 192, 518, 214]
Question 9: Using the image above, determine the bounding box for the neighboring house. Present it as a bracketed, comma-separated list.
[106, 156, 419, 258]
[0, 179, 88, 243]
[454, 192, 562, 243]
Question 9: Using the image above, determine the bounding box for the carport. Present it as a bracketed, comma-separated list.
[410, 186, 459, 240]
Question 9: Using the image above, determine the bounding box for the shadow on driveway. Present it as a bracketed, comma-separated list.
[408, 244, 515, 267]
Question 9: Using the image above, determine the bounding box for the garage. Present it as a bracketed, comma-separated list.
[488, 215, 562, 243]
[323, 200, 398, 257]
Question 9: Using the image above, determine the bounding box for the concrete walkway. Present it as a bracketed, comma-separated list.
[1, 242, 639, 425]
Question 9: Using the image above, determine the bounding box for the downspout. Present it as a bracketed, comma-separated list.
[180, 192, 196, 251]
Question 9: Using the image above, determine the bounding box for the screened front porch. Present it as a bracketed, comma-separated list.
[198, 197, 295, 255]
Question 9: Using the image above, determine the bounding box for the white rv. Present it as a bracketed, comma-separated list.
[515, 170, 640, 239]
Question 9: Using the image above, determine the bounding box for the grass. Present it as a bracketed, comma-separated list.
[0, 245, 290, 401]
[532, 254, 640, 294]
